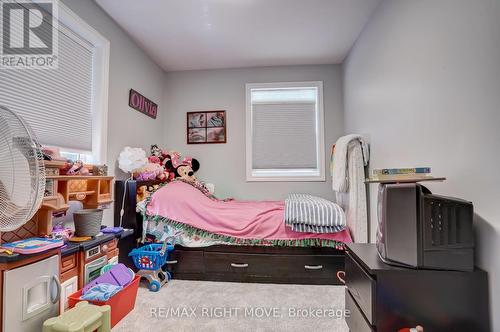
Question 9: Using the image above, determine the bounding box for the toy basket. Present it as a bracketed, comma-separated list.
[129, 242, 174, 271]
[68, 275, 140, 328]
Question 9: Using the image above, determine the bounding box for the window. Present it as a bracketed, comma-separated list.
[0, 2, 109, 163]
[246, 81, 325, 181]
[60, 151, 93, 164]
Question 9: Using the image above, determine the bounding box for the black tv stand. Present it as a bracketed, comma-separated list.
[344, 243, 490, 332]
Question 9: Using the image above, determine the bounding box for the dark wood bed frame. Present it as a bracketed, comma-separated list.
[114, 180, 346, 285]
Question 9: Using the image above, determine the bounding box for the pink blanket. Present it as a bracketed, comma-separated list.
[146, 181, 352, 244]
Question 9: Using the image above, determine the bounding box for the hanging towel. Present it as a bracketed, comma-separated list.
[334, 142, 369, 242]
[331, 134, 369, 193]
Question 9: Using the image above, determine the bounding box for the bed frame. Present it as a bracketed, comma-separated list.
[114, 179, 364, 285]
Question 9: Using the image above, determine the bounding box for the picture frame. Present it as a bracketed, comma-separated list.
[187, 110, 226, 144]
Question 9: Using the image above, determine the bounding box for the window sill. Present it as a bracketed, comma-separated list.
[246, 169, 325, 182]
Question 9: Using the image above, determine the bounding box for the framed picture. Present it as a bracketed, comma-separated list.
[187, 110, 226, 144]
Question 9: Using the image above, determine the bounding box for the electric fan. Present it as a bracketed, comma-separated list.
[0, 106, 46, 232]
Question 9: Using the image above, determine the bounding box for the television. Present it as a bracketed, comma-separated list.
[376, 183, 474, 271]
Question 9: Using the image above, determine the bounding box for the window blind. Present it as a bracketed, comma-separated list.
[252, 102, 318, 169]
[0, 7, 94, 152]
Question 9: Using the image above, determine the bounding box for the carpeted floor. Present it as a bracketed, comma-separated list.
[113, 280, 348, 332]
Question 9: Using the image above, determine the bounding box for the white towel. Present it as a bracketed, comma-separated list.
[331, 134, 369, 193]
[334, 142, 369, 242]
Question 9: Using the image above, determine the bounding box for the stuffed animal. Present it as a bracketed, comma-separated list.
[147, 184, 160, 195]
[133, 162, 166, 181]
[136, 185, 148, 201]
[137, 184, 160, 201]
[65, 160, 90, 175]
[150, 144, 163, 159]
[148, 145, 184, 181]
[151, 144, 175, 167]
[165, 156, 200, 182]
[161, 150, 179, 168]
[147, 146, 199, 182]
[149, 151, 170, 178]
[148, 155, 162, 164]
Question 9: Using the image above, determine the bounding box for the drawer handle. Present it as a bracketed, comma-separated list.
[336, 270, 346, 284]
[304, 265, 323, 270]
[166, 260, 178, 264]
[231, 263, 249, 268]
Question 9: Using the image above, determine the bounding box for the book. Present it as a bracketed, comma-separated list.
[372, 167, 431, 176]
[369, 173, 431, 181]
[365, 175, 446, 184]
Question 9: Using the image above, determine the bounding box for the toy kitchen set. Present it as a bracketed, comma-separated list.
[0, 160, 129, 332]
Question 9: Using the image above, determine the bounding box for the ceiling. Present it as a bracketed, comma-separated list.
[95, 0, 381, 72]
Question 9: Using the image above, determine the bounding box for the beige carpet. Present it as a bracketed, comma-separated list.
[113, 280, 348, 332]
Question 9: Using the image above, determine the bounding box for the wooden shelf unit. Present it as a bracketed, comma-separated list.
[54, 176, 114, 209]
[0, 162, 114, 244]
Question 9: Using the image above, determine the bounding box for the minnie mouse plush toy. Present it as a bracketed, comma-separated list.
[165, 156, 200, 183]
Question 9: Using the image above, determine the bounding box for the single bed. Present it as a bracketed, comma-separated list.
[114, 140, 369, 285]
[141, 180, 351, 247]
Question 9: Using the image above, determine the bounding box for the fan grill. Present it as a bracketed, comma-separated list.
[0, 106, 45, 232]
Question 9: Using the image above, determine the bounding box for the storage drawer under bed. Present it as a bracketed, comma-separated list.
[166, 250, 204, 274]
[164, 246, 345, 285]
[204, 252, 345, 283]
[205, 252, 275, 275]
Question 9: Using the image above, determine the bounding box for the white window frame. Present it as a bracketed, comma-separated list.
[51, 1, 110, 164]
[245, 81, 325, 182]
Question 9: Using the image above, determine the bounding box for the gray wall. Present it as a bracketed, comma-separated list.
[163, 65, 344, 200]
[61, 0, 165, 225]
[343, 0, 500, 328]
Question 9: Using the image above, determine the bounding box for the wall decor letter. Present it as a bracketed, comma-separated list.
[129, 89, 158, 119]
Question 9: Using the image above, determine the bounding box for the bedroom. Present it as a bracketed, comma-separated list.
[0, 0, 498, 331]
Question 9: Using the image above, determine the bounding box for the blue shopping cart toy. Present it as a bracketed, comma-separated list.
[129, 240, 175, 292]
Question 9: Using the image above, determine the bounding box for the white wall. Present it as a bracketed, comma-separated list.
[163, 65, 344, 200]
[343, 0, 500, 328]
[61, 0, 165, 225]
